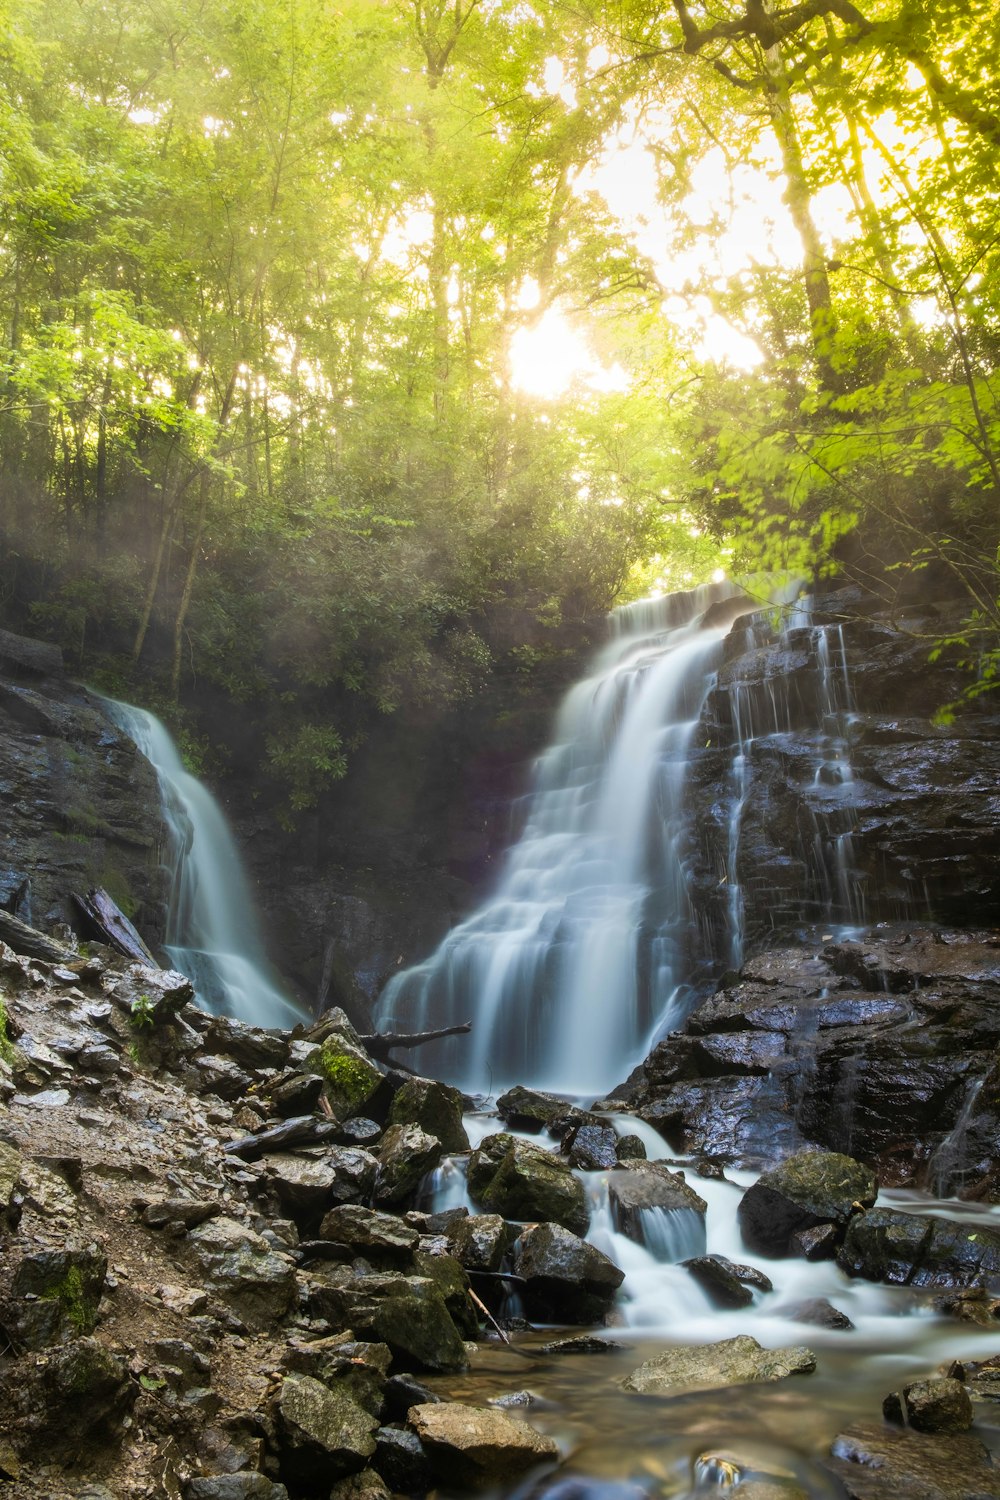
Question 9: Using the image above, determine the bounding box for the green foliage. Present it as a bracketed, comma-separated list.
[129, 993, 155, 1029]
[0, 995, 16, 1067]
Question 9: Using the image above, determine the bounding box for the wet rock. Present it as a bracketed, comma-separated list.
[318, 1204, 419, 1261]
[382, 1372, 443, 1419]
[185, 1478, 288, 1499]
[374, 1124, 442, 1207]
[540, 1334, 631, 1354]
[790, 1223, 839, 1260]
[620, 1336, 816, 1394]
[468, 1134, 588, 1236]
[272, 1374, 378, 1483]
[188, 1216, 296, 1328]
[838, 1207, 1000, 1288]
[681, 1255, 760, 1308]
[883, 1377, 974, 1433]
[267, 1072, 325, 1118]
[413, 1250, 479, 1339]
[408, 1401, 559, 1488]
[934, 1288, 1000, 1325]
[373, 1425, 434, 1492]
[568, 1125, 619, 1170]
[387, 1077, 469, 1153]
[307, 1271, 469, 1372]
[738, 1150, 876, 1258]
[446, 1213, 509, 1273]
[7, 1244, 107, 1347]
[607, 1160, 707, 1244]
[774, 1297, 854, 1330]
[826, 1420, 1000, 1498]
[496, 1087, 577, 1133]
[513, 1222, 624, 1323]
[615, 1134, 647, 1161]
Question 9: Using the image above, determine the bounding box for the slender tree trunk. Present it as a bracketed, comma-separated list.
[762, 33, 843, 392]
[169, 471, 208, 698]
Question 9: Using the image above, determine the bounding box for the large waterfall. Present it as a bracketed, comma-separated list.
[376, 584, 755, 1095]
[376, 584, 865, 1097]
[103, 700, 301, 1028]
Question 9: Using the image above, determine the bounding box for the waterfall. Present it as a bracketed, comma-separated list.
[102, 699, 302, 1028]
[375, 582, 751, 1095]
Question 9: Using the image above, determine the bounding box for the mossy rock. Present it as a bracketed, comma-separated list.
[309, 1037, 383, 1122]
[387, 1077, 469, 1154]
[468, 1133, 588, 1236]
[9, 1247, 106, 1347]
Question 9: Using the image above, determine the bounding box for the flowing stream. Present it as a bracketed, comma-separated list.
[102, 698, 301, 1027]
[379, 589, 1000, 1496]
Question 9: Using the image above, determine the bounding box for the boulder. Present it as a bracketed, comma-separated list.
[319, 1204, 419, 1262]
[188, 1216, 296, 1328]
[310, 1035, 384, 1121]
[374, 1125, 442, 1207]
[512, 1222, 624, 1323]
[28, 1337, 136, 1457]
[883, 1377, 973, 1433]
[373, 1425, 434, 1493]
[7, 1245, 107, 1348]
[568, 1125, 619, 1171]
[408, 1401, 559, 1488]
[826, 1420, 1000, 1498]
[620, 1336, 816, 1394]
[327, 1146, 380, 1206]
[738, 1150, 876, 1257]
[328, 1472, 391, 1500]
[306, 1271, 469, 1372]
[607, 1161, 707, 1253]
[186, 1479, 289, 1500]
[387, 1077, 469, 1154]
[272, 1375, 378, 1484]
[496, 1087, 579, 1133]
[837, 1208, 1000, 1288]
[774, 1298, 854, 1330]
[682, 1255, 765, 1308]
[263, 1155, 340, 1223]
[468, 1134, 588, 1235]
[446, 1213, 509, 1273]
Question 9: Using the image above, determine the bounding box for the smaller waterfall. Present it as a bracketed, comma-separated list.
[103, 699, 301, 1028]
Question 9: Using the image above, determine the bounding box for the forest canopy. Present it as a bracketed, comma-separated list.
[0, 0, 998, 805]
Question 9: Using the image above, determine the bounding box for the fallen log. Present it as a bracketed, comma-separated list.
[0, 908, 75, 964]
[224, 1114, 341, 1160]
[72, 886, 158, 965]
[358, 1020, 471, 1062]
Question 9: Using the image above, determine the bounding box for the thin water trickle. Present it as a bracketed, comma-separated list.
[101, 697, 302, 1027]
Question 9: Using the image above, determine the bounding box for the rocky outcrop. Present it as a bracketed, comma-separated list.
[0, 631, 168, 942]
[467, 1134, 589, 1236]
[737, 1150, 876, 1257]
[628, 929, 1000, 1194]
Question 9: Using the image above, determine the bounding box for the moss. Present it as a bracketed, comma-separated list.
[0, 995, 15, 1067]
[97, 866, 137, 919]
[319, 1044, 374, 1104]
[41, 1266, 95, 1335]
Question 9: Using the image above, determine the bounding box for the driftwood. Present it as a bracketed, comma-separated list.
[358, 1020, 471, 1062]
[0, 908, 75, 964]
[224, 1114, 341, 1160]
[72, 886, 158, 965]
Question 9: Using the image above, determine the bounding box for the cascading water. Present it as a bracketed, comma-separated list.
[376, 583, 755, 1096]
[102, 699, 301, 1028]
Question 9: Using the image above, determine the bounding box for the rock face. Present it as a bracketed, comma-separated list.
[620, 1336, 816, 1394]
[629, 930, 1000, 1192]
[686, 595, 1000, 953]
[0, 633, 168, 939]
